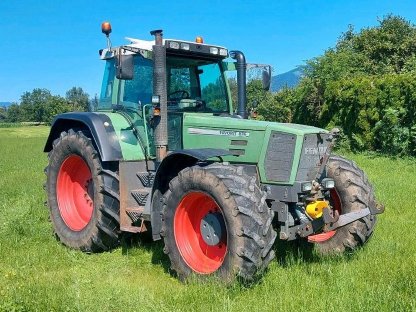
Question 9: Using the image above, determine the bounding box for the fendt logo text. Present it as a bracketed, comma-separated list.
[304, 146, 327, 155]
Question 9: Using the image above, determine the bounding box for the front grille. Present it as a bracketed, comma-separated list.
[296, 133, 330, 181]
[264, 131, 296, 182]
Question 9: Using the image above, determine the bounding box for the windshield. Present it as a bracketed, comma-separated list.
[98, 55, 229, 113]
[167, 56, 229, 113]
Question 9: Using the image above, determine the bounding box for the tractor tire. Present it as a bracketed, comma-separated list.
[310, 155, 377, 255]
[45, 129, 120, 252]
[161, 163, 277, 282]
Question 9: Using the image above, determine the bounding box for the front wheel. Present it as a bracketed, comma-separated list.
[45, 129, 120, 252]
[310, 155, 377, 255]
[161, 163, 277, 282]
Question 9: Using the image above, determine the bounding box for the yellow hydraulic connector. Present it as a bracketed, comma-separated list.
[306, 200, 329, 219]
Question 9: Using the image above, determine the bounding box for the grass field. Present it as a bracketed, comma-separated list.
[0, 126, 415, 311]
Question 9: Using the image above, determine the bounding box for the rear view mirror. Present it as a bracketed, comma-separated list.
[116, 52, 134, 80]
[262, 66, 272, 91]
[245, 63, 272, 91]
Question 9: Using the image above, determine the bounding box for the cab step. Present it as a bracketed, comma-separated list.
[131, 188, 150, 206]
[119, 161, 153, 233]
[125, 206, 145, 224]
[136, 172, 155, 188]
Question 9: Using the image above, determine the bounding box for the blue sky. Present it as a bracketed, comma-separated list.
[1, 0, 416, 102]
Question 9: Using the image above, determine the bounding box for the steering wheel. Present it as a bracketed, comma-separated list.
[168, 90, 190, 101]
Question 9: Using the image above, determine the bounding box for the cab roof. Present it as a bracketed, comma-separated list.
[124, 37, 227, 51]
[100, 37, 228, 60]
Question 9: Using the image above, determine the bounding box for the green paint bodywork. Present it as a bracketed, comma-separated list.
[182, 113, 327, 185]
[99, 108, 327, 185]
[100, 112, 146, 161]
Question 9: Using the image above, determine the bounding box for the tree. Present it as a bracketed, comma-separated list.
[66, 87, 89, 111]
[6, 104, 22, 123]
[44, 95, 72, 124]
[16, 88, 73, 124]
[20, 88, 52, 122]
[246, 80, 268, 111]
[0, 107, 7, 121]
[245, 79, 292, 122]
[258, 87, 293, 123]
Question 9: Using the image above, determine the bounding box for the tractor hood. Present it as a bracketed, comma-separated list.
[183, 113, 327, 135]
[182, 113, 330, 185]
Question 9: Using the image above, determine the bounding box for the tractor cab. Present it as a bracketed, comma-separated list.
[97, 36, 234, 157]
[99, 38, 231, 113]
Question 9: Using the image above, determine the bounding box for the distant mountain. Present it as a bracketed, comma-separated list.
[271, 67, 304, 92]
[0, 102, 12, 108]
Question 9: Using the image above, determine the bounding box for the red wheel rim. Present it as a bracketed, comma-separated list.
[57, 155, 94, 231]
[174, 192, 227, 274]
[308, 189, 342, 243]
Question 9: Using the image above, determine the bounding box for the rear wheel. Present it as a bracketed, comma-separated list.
[45, 129, 120, 252]
[311, 156, 377, 255]
[161, 163, 276, 282]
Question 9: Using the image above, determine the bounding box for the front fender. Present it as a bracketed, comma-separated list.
[150, 148, 232, 240]
[44, 112, 123, 162]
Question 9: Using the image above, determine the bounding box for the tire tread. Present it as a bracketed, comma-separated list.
[45, 129, 120, 252]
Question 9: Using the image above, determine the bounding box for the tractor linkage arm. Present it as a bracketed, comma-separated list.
[278, 202, 384, 241]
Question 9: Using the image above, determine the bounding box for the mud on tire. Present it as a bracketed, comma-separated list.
[161, 163, 277, 282]
[45, 129, 120, 252]
[314, 155, 377, 255]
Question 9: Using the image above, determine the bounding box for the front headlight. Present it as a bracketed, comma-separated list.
[301, 181, 313, 192]
[321, 178, 335, 189]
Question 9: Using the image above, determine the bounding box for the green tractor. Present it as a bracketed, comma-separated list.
[44, 22, 384, 282]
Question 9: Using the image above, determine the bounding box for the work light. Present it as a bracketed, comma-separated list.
[301, 181, 313, 192]
[321, 178, 335, 189]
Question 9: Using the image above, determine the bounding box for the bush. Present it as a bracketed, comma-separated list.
[277, 15, 416, 157]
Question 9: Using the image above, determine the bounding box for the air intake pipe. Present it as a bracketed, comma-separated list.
[230, 50, 247, 119]
[151, 29, 168, 161]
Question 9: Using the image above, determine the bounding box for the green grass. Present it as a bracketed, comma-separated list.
[0, 126, 415, 311]
[0, 122, 47, 129]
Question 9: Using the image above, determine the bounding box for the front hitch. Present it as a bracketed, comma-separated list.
[322, 207, 369, 232]
[277, 203, 384, 241]
[310, 204, 385, 239]
[322, 206, 339, 225]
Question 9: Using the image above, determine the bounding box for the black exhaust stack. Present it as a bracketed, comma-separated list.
[230, 51, 247, 119]
[151, 29, 168, 161]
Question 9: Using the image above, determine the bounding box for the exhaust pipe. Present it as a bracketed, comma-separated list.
[230, 50, 247, 119]
[151, 29, 168, 161]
